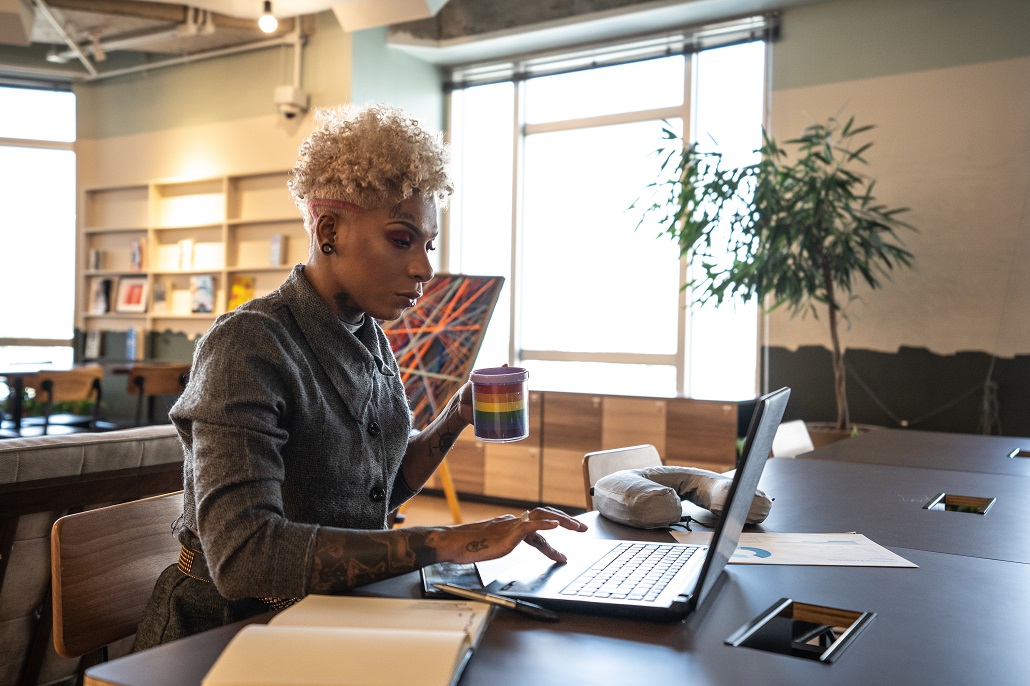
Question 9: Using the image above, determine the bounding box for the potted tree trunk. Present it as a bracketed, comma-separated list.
[634, 116, 915, 435]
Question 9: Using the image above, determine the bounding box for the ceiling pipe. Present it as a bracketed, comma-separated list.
[33, 0, 97, 77]
[51, 25, 191, 61]
[85, 24, 304, 81]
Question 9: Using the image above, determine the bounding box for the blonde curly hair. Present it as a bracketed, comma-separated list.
[288, 103, 453, 235]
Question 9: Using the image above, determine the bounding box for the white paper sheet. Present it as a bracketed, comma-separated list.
[669, 532, 918, 567]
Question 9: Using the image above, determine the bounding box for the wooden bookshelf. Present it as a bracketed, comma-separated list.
[77, 171, 306, 339]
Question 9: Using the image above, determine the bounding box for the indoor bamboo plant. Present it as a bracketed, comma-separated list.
[635, 116, 915, 431]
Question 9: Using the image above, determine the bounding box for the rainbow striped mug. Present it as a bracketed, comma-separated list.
[470, 367, 530, 442]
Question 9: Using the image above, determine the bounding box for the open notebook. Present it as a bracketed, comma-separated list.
[202, 595, 493, 686]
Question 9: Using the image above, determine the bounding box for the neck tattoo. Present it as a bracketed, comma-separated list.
[334, 292, 364, 324]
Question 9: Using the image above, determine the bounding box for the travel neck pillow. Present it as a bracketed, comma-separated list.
[592, 465, 773, 529]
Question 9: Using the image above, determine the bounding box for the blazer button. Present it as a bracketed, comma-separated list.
[367, 421, 382, 437]
[369, 486, 386, 502]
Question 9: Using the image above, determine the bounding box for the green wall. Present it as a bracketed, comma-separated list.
[773, 0, 1030, 90]
[350, 26, 446, 132]
[75, 12, 350, 139]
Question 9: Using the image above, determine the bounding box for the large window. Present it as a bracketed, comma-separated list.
[0, 86, 77, 369]
[446, 33, 766, 400]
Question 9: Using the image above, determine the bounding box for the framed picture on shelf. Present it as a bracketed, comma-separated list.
[190, 274, 215, 313]
[89, 277, 113, 314]
[116, 276, 149, 313]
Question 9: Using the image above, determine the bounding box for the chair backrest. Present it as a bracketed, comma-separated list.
[51, 491, 183, 660]
[582, 444, 663, 509]
[124, 363, 190, 426]
[20, 366, 105, 434]
[771, 419, 815, 458]
[22, 366, 104, 405]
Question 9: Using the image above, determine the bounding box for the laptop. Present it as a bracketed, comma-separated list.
[478, 387, 790, 620]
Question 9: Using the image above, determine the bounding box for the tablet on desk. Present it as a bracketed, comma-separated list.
[420, 562, 483, 597]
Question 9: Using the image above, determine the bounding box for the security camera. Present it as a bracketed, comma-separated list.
[274, 85, 309, 120]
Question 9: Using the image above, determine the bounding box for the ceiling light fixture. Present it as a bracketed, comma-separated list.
[258, 1, 278, 33]
[45, 46, 68, 63]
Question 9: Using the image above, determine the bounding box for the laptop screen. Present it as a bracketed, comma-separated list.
[692, 387, 790, 609]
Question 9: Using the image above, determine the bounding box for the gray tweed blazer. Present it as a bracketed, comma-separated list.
[170, 265, 414, 600]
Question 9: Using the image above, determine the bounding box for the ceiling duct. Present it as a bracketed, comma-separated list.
[0, 0, 34, 45]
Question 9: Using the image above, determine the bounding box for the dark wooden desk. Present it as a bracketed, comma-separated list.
[83, 431, 1030, 686]
[802, 427, 1030, 476]
[754, 456, 1030, 564]
[85, 515, 1030, 686]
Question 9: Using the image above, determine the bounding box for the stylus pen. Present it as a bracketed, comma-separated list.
[433, 583, 559, 622]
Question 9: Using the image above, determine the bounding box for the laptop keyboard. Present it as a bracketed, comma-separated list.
[559, 542, 700, 602]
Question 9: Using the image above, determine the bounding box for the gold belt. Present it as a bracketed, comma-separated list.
[177, 545, 298, 611]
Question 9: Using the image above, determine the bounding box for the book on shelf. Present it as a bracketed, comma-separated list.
[88, 248, 104, 271]
[269, 233, 287, 266]
[202, 595, 492, 686]
[129, 237, 146, 271]
[88, 277, 112, 314]
[190, 274, 215, 313]
[228, 275, 256, 310]
[178, 238, 195, 270]
[83, 330, 102, 359]
[152, 279, 170, 314]
[125, 326, 145, 361]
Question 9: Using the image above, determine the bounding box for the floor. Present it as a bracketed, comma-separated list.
[396, 492, 524, 528]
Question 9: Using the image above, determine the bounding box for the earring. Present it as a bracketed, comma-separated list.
[321, 242, 333, 255]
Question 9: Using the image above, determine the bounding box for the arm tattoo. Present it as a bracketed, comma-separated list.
[310, 527, 442, 594]
[427, 429, 459, 462]
[465, 539, 489, 553]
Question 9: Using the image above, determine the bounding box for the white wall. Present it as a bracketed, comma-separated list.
[768, 55, 1030, 357]
[766, 0, 1030, 358]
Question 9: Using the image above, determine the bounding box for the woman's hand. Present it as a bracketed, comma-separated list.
[440, 507, 588, 565]
[454, 380, 474, 425]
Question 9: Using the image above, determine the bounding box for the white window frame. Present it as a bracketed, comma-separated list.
[444, 17, 774, 398]
[0, 87, 77, 355]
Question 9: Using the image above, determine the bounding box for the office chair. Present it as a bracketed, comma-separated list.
[20, 366, 107, 435]
[581, 444, 664, 510]
[51, 491, 183, 677]
[125, 362, 190, 426]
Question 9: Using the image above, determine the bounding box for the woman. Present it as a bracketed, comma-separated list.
[134, 104, 586, 649]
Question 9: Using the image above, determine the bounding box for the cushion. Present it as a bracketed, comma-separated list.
[592, 465, 773, 529]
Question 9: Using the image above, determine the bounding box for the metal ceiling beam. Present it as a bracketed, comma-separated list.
[34, 0, 96, 76]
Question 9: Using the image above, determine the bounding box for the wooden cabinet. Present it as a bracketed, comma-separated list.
[432, 392, 543, 504]
[437, 391, 740, 510]
[541, 392, 603, 509]
[665, 397, 739, 472]
[78, 172, 306, 339]
[483, 392, 542, 502]
[602, 396, 667, 454]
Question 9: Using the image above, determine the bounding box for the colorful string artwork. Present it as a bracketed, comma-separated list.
[382, 274, 504, 430]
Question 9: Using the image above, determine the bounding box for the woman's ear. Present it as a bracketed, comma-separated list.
[314, 212, 337, 251]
